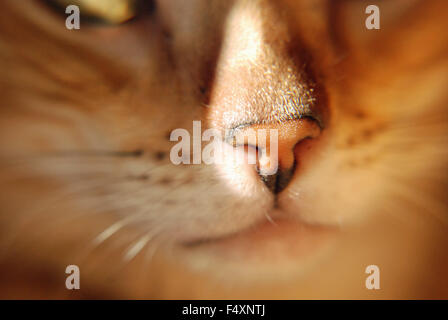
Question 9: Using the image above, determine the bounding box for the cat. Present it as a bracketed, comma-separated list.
[0, 0, 447, 299]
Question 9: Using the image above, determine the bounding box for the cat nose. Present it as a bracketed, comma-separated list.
[206, 0, 328, 193]
[230, 118, 321, 194]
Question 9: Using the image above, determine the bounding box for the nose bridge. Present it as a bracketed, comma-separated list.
[208, 0, 323, 131]
[217, 0, 290, 70]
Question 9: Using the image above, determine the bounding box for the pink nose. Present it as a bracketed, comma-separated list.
[231, 118, 321, 193]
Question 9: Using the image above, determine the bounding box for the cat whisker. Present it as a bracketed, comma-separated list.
[264, 211, 277, 226]
[123, 229, 161, 262]
[93, 217, 135, 246]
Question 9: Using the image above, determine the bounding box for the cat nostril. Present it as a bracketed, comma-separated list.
[258, 166, 296, 194]
[230, 118, 321, 194]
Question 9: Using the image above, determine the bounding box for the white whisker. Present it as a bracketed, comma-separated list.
[124, 232, 157, 262]
[93, 218, 133, 246]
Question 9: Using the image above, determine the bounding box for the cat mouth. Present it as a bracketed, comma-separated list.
[180, 210, 337, 263]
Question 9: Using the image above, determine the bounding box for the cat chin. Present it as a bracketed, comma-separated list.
[175, 211, 338, 279]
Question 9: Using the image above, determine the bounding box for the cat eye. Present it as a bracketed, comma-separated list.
[45, 0, 155, 25]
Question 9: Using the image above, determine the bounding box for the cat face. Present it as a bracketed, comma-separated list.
[0, 0, 447, 298]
